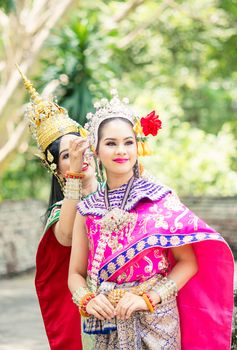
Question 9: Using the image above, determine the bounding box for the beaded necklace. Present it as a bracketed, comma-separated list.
[89, 176, 137, 292]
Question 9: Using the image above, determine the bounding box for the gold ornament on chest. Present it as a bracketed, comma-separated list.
[89, 176, 136, 292]
[99, 207, 137, 252]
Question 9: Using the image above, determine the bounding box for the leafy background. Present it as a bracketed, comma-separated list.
[0, 0, 236, 201]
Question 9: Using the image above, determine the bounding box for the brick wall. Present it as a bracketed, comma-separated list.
[0, 197, 236, 277]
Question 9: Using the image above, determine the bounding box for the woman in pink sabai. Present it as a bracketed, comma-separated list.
[68, 90, 234, 350]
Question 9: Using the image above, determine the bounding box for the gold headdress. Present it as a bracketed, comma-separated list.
[85, 89, 162, 156]
[85, 89, 134, 151]
[16, 65, 87, 187]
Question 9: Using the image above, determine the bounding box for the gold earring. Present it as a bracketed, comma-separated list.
[47, 150, 54, 163]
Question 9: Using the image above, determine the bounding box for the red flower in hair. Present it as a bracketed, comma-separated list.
[140, 110, 162, 136]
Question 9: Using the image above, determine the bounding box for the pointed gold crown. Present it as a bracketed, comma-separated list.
[16, 64, 82, 153]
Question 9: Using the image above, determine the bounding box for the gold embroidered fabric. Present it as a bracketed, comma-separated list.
[95, 296, 181, 350]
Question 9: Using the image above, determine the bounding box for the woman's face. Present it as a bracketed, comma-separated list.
[97, 119, 137, 178]
[58, 134, 94, 180]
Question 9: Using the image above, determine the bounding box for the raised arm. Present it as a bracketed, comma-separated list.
[53, 137, 96, 246]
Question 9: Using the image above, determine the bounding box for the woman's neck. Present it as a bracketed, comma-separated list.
[106, 171, 134, 190]
[82, 177, 98, 197]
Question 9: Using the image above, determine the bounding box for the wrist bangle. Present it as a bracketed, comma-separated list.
[66, 171, 85, 179]
[79, 292, 95, 317]
[72, 286, 90, 306]
[64, 177, 82, 200]
[151, 277, 178, 304]
[142, 292, 155, 313]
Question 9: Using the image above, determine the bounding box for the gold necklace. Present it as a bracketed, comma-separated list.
[89, 177, 137, 292]
[102, 176, 135, 234]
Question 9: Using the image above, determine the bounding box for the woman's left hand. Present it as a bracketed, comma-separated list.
[115, 292, 148, 320]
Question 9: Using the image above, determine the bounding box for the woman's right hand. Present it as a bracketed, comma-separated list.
[86, 294, 115, 320]
[69, 137, 89, 173]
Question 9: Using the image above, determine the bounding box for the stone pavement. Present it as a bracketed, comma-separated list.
[0, 272, 48, 350]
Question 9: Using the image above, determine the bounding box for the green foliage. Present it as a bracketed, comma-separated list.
[0, 149, 50, 202]
[143, 120, 237, 196]
[39, 14, 99, 125]
[0, 0, 15, 13]
[2, 0, 237, 200]
[38, 0, 237, 138]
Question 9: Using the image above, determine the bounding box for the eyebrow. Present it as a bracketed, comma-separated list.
[104, 137, 134, 141]
[59, 149, 68, 156]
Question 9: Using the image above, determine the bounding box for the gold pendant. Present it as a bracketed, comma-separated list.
[100, 208, 134, 233]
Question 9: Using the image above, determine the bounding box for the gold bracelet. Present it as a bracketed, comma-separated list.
[72, 286, 90, 306]
[64, 177, 82, 200]
[152, 277, 178, 303]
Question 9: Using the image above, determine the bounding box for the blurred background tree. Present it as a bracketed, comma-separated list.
[0, 0, 236, 201]
[0, 0, 15, 13]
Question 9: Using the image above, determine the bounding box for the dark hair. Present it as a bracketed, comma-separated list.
[96, 117, 134, 152]
[45, 132, 80, 219]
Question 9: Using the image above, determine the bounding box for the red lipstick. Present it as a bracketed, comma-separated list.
[113, 158, 129, 164]
[82, 162, 89, 171]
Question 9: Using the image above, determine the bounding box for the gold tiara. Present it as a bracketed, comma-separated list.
[85, 89, 162, 156]
[85, 89, 135, 150]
